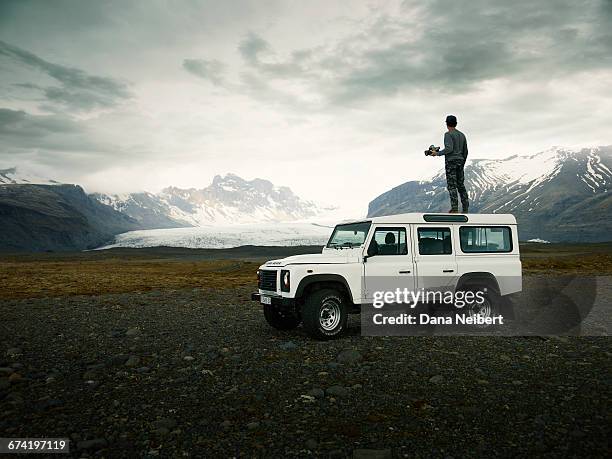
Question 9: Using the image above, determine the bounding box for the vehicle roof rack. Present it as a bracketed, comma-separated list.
[423, 214, 469, 223]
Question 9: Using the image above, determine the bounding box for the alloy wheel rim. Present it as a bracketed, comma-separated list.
[319, 299, 341, 331]
[469, 297, 492, 327]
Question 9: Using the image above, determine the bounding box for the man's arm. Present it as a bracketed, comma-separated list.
[462, 136, 468, 160]
[435, 132, 454, 156]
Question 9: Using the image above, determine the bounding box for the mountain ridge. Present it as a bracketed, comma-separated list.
[94, 173, 333, 228]
[368, 146, 612, 242]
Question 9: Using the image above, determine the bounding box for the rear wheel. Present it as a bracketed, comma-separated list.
[302, 288, 348, 340]
[460, 285, 500, 329]
[263, 304, 300, 330]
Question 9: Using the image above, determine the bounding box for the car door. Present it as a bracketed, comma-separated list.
[363, 225, 415, 301]
[412, 225, 458, 291]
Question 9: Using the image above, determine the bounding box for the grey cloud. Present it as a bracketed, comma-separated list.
[219, 0, 612, 107]
[238, 31, 309, 78]
[183, 59, 225, 85]
[334, 0, 611, 101]
[0, 108, 81, 137]
[0, 107, 149, 176]
[238, 32, 270, 66]
[183, 31, 311, 101]
[0, 40, 131, 111]
[0, 107, 113, 158]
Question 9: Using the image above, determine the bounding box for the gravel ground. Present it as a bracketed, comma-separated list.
[0, 286, 610, 458]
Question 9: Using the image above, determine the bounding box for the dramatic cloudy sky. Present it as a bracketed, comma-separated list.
[1, 0, 611, 214]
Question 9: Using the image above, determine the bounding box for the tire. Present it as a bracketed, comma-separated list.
[302, 288, 348, 340]
[263, 304, 300, 330]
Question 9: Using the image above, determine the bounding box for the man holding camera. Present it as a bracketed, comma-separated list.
[427, 115, 469, 213]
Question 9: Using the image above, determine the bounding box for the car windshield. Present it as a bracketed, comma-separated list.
[327, 221, 372, 248]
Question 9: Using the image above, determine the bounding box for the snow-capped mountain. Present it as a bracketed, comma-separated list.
[368, 146, 612, 242]
[93, 191, 191, 230]
[0, 167, 60, 185]
[93, 173, 334, 228]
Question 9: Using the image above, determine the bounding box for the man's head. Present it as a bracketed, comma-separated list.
[445, 115, 457, 128]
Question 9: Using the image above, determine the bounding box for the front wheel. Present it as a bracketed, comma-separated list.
[263, 304, 300, 330]
[302, 288, 348, 340]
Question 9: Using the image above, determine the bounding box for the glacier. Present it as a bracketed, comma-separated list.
[96, 222, 335, 250]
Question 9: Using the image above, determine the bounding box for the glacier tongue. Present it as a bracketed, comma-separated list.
[98, 223, 334, 250]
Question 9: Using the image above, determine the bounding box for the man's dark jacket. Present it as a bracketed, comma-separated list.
[437, 129, 468, 161]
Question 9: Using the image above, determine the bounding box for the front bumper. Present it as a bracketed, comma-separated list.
[251, 292, 296, 308]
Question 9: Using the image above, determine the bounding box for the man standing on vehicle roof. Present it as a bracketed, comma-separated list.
[428, 115, 469, 213]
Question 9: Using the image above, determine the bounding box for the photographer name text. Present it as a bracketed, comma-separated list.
[372, 312, 504, 326]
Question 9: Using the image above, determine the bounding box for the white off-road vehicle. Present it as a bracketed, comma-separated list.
[251, 213, 522, 339]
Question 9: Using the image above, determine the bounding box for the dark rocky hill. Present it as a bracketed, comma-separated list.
[0, 184, 141, 252]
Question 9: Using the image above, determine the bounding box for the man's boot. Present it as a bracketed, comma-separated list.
[448, 208, 458, 213]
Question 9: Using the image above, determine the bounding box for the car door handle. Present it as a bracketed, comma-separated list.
[399, 270, 411, 274]
[442, 269, 454, 273]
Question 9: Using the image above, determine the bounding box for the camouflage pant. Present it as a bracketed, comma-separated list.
[445, 159, 468, 210]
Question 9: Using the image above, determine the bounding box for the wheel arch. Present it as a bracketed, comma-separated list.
[456, 272, 500, 294]
[295, 274, 354, 304]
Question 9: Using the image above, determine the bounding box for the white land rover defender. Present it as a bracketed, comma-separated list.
[251, 213, 522, 339]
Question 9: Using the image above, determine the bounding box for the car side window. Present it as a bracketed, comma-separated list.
[418, 227, 452, 255]
[367, 227, 408, 256]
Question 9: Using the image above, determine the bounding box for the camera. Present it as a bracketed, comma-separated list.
[424, 145, 440, 156]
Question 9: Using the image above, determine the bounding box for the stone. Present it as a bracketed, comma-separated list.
[429, 375, 444, 384]
[305, 439, 318, 450]
[280, 341, 297, 351]
[126, 328, 141, 336]
[154, 418, 177, 430]
[125, 356, 140, 367]
[326, 385, 349, 398]
[77, 438, 107, 450]
[5, 348, 22, 357]
[246, 421, 260, 430]
[108, 354, 129, 366]
[307, 388, 325, 399]
[155, 427, 170, 436]
[337, 349, 362, 364]
[353, 448, 393, 459]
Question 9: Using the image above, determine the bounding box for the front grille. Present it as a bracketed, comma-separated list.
[259, 270, 277, 292]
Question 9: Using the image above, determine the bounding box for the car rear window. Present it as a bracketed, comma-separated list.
[459, 226, 512, 253]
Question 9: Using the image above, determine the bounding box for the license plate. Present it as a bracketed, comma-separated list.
[260, 296, 272, 305]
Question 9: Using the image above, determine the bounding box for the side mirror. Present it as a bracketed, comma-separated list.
[367, 242, 378, 257]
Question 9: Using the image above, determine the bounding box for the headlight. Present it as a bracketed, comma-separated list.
[281, 270, 290, 292]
